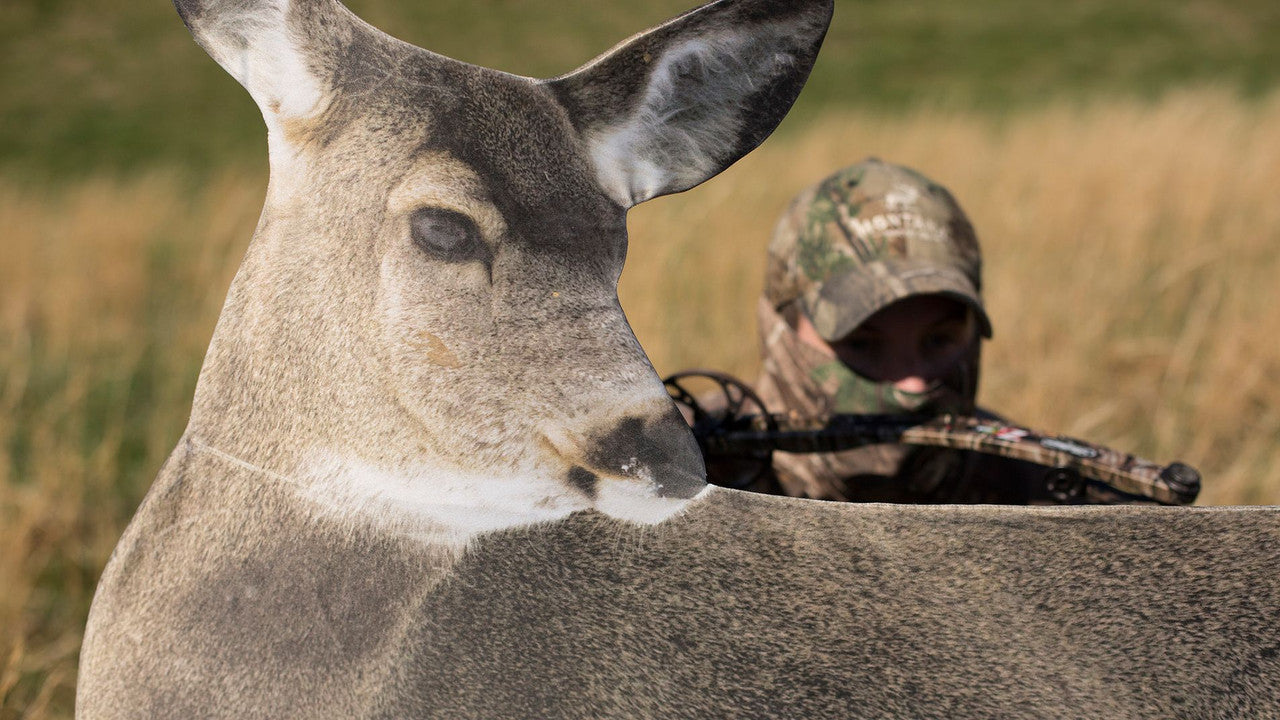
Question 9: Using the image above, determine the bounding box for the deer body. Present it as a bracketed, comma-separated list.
[80, 439, 1280, 717]
[78, 0, 1280, 717]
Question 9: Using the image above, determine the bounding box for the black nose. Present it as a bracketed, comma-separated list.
[586, 405, 707, 499]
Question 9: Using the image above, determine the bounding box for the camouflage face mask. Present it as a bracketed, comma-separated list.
[811, 359, 950, 415]
[753, 297, 979, 501]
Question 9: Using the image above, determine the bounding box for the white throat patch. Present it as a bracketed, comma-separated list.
[299, 449, 705, 544]
[301, 452, 591, 545]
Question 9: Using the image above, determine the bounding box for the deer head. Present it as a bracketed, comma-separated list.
[177, 0, 832, 539]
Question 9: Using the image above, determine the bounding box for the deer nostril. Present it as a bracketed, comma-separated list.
[567, 466, 600, 500]
[586, 405, 707, 499]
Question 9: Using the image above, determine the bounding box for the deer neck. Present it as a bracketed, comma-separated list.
[191, 203, 377, 454]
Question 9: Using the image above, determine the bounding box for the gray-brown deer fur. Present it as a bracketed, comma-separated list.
[77, 0, 1279, 717]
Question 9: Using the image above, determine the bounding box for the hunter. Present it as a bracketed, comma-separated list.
[740, 157, 1051, 503]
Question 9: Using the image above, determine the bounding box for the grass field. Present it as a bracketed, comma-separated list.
[4, 0, 1280, 716]
[3, 0, 1279, 175]
[4, 89, 1280, 716]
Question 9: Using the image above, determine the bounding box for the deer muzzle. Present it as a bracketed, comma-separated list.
[542, 401, 708, 523]
[583, 405, 707, 500]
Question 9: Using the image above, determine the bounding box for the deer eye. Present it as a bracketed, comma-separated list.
[409, 207, 488, 263]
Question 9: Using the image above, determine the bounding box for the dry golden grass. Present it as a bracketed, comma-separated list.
[2, 88, 1279, 717]
[0, 173, 263, 717]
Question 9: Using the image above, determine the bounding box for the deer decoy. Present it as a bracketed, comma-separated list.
[78, 1, 1280, 717]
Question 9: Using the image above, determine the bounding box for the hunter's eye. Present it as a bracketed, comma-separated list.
[410, 207, 487, 263]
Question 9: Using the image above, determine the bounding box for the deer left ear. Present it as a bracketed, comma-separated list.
[174, 0, 356, 122]
[546, 0, 834, 208]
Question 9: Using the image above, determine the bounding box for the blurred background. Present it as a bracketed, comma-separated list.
[3, 0, 1279, 715]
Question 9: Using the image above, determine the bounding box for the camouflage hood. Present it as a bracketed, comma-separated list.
[753, 158, 987, 500]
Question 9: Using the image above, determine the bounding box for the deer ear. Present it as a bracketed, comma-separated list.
[547, 0, 834, 208]
[174, 0, 345, 121]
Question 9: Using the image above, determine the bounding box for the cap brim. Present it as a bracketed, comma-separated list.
[800, 260, 993, 342]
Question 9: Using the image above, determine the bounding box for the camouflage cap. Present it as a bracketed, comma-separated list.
[764, 158, 993, 341]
